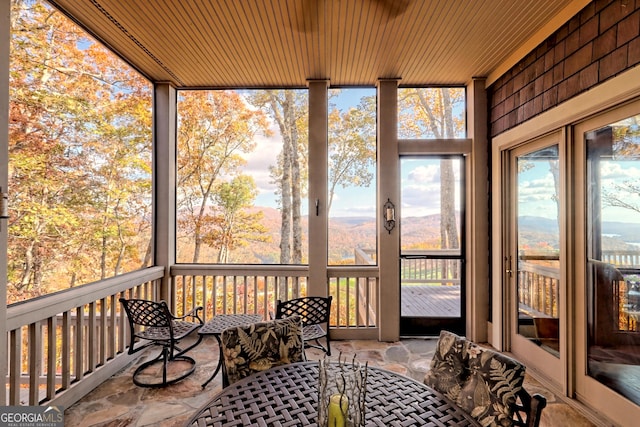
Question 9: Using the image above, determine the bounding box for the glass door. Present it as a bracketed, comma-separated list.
[399, 156, 465, 336]
[580, 110, 640, 408]
[507, 135, 563, 382]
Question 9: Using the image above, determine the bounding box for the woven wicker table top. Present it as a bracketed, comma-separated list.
[186, 361, 480, 427]
[198, 314, 263, 335]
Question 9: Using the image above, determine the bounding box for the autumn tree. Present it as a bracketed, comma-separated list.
[205, 176, 270, 263]
[399, 88, 464, 251]
[327, 95, 376, 215]
[601, 118, 640, 218]
[176, 90, 270, 263]
[247, 90, 308, 265]
[8, 0, 152, 302]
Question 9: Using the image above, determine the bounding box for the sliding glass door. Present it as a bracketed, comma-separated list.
[506, 133, 564, 382]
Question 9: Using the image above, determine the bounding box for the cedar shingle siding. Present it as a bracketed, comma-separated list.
[490, 0, 640, 136]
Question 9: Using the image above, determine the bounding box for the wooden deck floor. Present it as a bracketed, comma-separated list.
[401, 284, 461, 317]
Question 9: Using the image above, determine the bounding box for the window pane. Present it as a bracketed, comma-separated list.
[400, 157, 462, 252]
[8, 0, 153, 304]
[400, 157, 463, 321]
[176, 90, 309, 264]
[398, 88, 466, 139]
[515, 145, 560, 357]
[327, 89, 377, 265]
[586, 114, 640, 405]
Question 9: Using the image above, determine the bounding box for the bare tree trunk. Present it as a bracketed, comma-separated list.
[19, 241, 36, 291]
[440, 161, 458, 249]
[279, 131, 292, 264]
[193, 221, 203, 263]
[287, 92, 303, 264]
[101, 234, 107, 280]
[142, 239, 153, 267]
[192, 195, 211, 263]
[440, 90, 459, 280]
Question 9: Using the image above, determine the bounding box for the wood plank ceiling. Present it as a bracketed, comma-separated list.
[48, 0, 586, 88]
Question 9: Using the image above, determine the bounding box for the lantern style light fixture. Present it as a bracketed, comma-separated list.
[0, 188, 8, 219]
[383, 198, 395, 234]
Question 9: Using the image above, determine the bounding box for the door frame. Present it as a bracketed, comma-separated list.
[573, 99, 640, 425]
[503, 132, 567, 391]
[398, 155, 467, 336]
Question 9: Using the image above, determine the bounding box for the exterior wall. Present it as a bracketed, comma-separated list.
[489, 0, 640, 137]
[488, 1, 640, 423]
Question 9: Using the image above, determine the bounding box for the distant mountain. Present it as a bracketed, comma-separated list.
[518, 215, 640, 250]
[180, 210, 640, 263]
[601, 221, 640, 242]
[213, 208, 447, 263]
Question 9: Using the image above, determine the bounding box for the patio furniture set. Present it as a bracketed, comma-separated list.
[120, 297, 545, 427]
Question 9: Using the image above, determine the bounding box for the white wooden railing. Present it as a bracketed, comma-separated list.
[602, 251, 640, 267]
[170, 264, 309, 322]
[4, 267, 165, 408]
[7, 249, 637, 411]
[170, 264, 380, 333]
[517, 261, 560, 317]
[4, 263, 381, 410]
[517, 250, 640, 318]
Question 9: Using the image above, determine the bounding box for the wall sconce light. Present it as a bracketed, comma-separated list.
[0, 188, 8, 219]
[383, 198, 395, 234]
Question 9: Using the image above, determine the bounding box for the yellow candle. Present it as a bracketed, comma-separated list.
[327, 393, 349, 427]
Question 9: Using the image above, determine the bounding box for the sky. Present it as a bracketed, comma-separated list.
[517, 159, 640, 224]
[245, 88, 379, 218]
[242, 88, 464, 219]
[236, 90, 640, 225]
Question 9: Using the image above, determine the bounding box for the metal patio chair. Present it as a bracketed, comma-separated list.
[120, 298, 203, 387]
[275, 296, 332, 356]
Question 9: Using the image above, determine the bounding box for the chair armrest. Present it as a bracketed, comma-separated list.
[172, 306, 204, 324]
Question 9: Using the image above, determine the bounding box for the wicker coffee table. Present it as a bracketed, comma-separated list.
[187, 361, 480, 426]
[198, 313, 263, 388]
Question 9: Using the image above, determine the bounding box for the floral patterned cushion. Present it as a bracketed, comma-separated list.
[423, 330, 470, 401]
[221, 315, 304, 386]
[455, 343, 526, 427]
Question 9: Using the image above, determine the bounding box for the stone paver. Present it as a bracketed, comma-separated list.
[64, 336, 596, 427]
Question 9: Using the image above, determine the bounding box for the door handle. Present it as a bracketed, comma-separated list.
[505, 256, 513, 277]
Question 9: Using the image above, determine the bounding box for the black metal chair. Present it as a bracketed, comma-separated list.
[120, 298, 203, 387]
[275, 296, 332, 356]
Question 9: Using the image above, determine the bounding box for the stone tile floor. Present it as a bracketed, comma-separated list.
[64, 336, 597, 426]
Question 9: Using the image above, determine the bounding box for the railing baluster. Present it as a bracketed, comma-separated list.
[9, 328, 21, 405]
[75, 306, 84, 381]
[6, 269, 164, 407]
[108, 294, 116, 360]
[28, 322, 41, 404]
[88, 302, 97, 373]
[47, 316, 57, 401]
[62, 311, 71, 391]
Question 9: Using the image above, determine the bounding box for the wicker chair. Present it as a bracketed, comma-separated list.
[275, 296, 332, 356]
[120, 298, 203, 387]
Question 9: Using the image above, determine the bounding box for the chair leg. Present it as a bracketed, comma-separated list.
[132, 345, 197, 388]
[306, 338, 331, 356]
[173, 333, 204, 358]
[162, 346, 169, 385]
